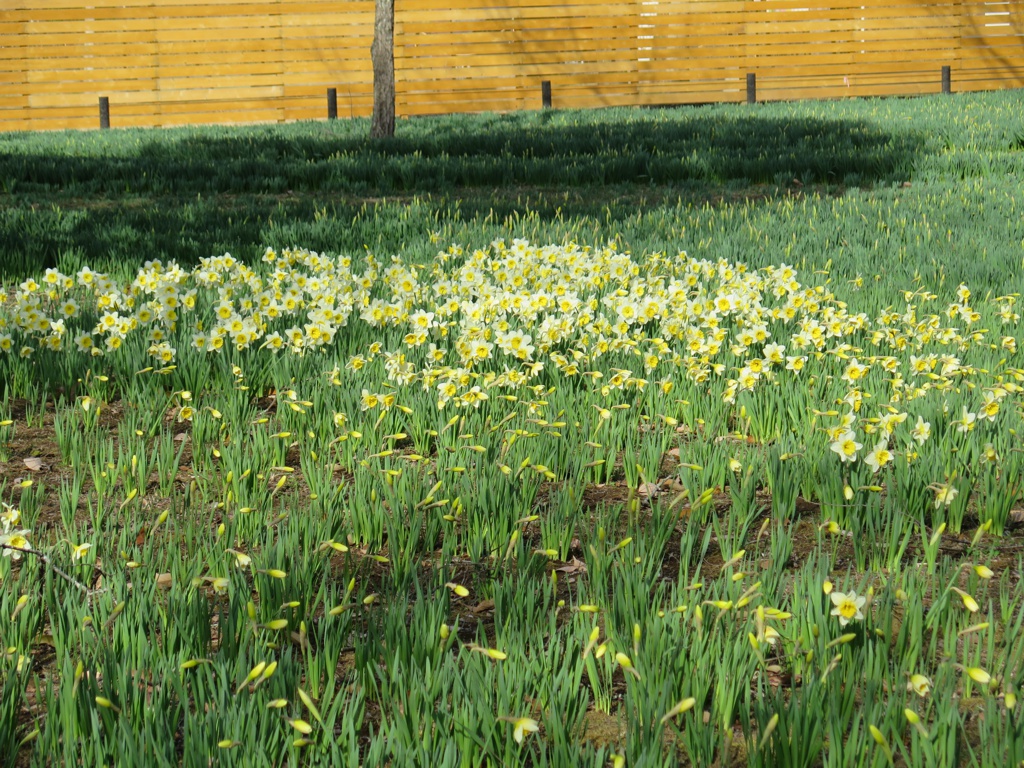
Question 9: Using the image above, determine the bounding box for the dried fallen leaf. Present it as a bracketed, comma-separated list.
[637, 482, 661, 498]
[23, 457, 44, 472]
[471, 599, 495, 614]
[555, 557, 588, 576]
[155, 573, 173, 589]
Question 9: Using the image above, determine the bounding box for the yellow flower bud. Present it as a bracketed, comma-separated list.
[973, 564, 994, 579]
[967, 667, 991, 685]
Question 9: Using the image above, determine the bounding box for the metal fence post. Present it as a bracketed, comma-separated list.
[99, 96, 110, 129]
[541, 80, 552, 109]
[941, 66, 951, 94]
[327, 88, 338, 119]
[746, 73, 756, 104]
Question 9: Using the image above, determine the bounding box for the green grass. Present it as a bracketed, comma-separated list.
[1, 89, 1023, 289]
[0, 90, 1023, 767]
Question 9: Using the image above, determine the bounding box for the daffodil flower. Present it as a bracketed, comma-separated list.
[932, 482, 959, 509]
[512, 717, 539, 744]
[225, 549, 251, 569]
[830, 430, 862, 463]
[0, 530, 31, 559]
[909, 674, 932, 697]
[829, 590, 866, 626]
[864, 439, 892, 473]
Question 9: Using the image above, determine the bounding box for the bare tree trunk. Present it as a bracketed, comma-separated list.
[370, 0, 395, 138]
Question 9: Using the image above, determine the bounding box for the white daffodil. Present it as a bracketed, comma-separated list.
[830, 590, 867, 627]
[830, 431, 862, 463]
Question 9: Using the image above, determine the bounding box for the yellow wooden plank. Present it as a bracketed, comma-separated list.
[399, 78, 522, 94]
[960, 41, 1024, 55]
[757, 0, 955, 13]
[0, 107, 95, 122]
[959, 51, 1024, 67]
[0, 118, 94, 133]
[639, 29, 957, 49]
[156, 112, 282, 127]
[395, 37, 626, 57]
[666, 60, 946, 79]
[961, 33, 1024, 46]
[9, 0, 359, 9]
[0, 31, 163, 47]
[759, 81, 940, 101]
[397, 47, 643, 69]
[610, 54, 953, 81]
[955, 71, 1024, 86]
[599, 87, 736, 103]
[399, 98, 525, 112]
[3, 4, 275, 22]
[754, 36, 959, 53]
[155, 74, 285, 91]
[157, 99, 284, 114]
[0, 43, 160, 60]
[277, 12, 375, 26]
[283, 85, 373, 100]
[21, 15, 292, 35]
[398, 87, 524, 102]
[644, 8, 959, 27]
[14, 20, 147, 37]
[155, 27, 282, 43]
[27, 90, 160, 108]
[155, 85, 285, 102]
[399, 61, 638, 82]
[25, 68, 158, 85]
[398, 14, 642, 34]
[398, 0, 635, 10]
[279, 67, 373, 84]
[398, 3, 639, 23]
[153, 39, 285, 55]
[153, 62, 285, 79]
[1, 55, 160, 73]
[644, 21, 937, 39]
[546, 93, 645, 110]
[0, 96, 30, 109]
[764, 72, 941, 90]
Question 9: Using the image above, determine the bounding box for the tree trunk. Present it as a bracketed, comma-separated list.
[370, 0, 395, 138]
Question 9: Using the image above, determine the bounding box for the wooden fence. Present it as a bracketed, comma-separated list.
[2, 0, 1023, 132]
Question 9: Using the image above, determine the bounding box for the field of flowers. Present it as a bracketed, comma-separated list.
[1, 91, 1024, 767]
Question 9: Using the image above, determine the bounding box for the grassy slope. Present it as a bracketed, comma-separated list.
[1, 90, 1024, 767]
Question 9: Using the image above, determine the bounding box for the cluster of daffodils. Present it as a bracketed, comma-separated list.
[2, 241, 1020, 428]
